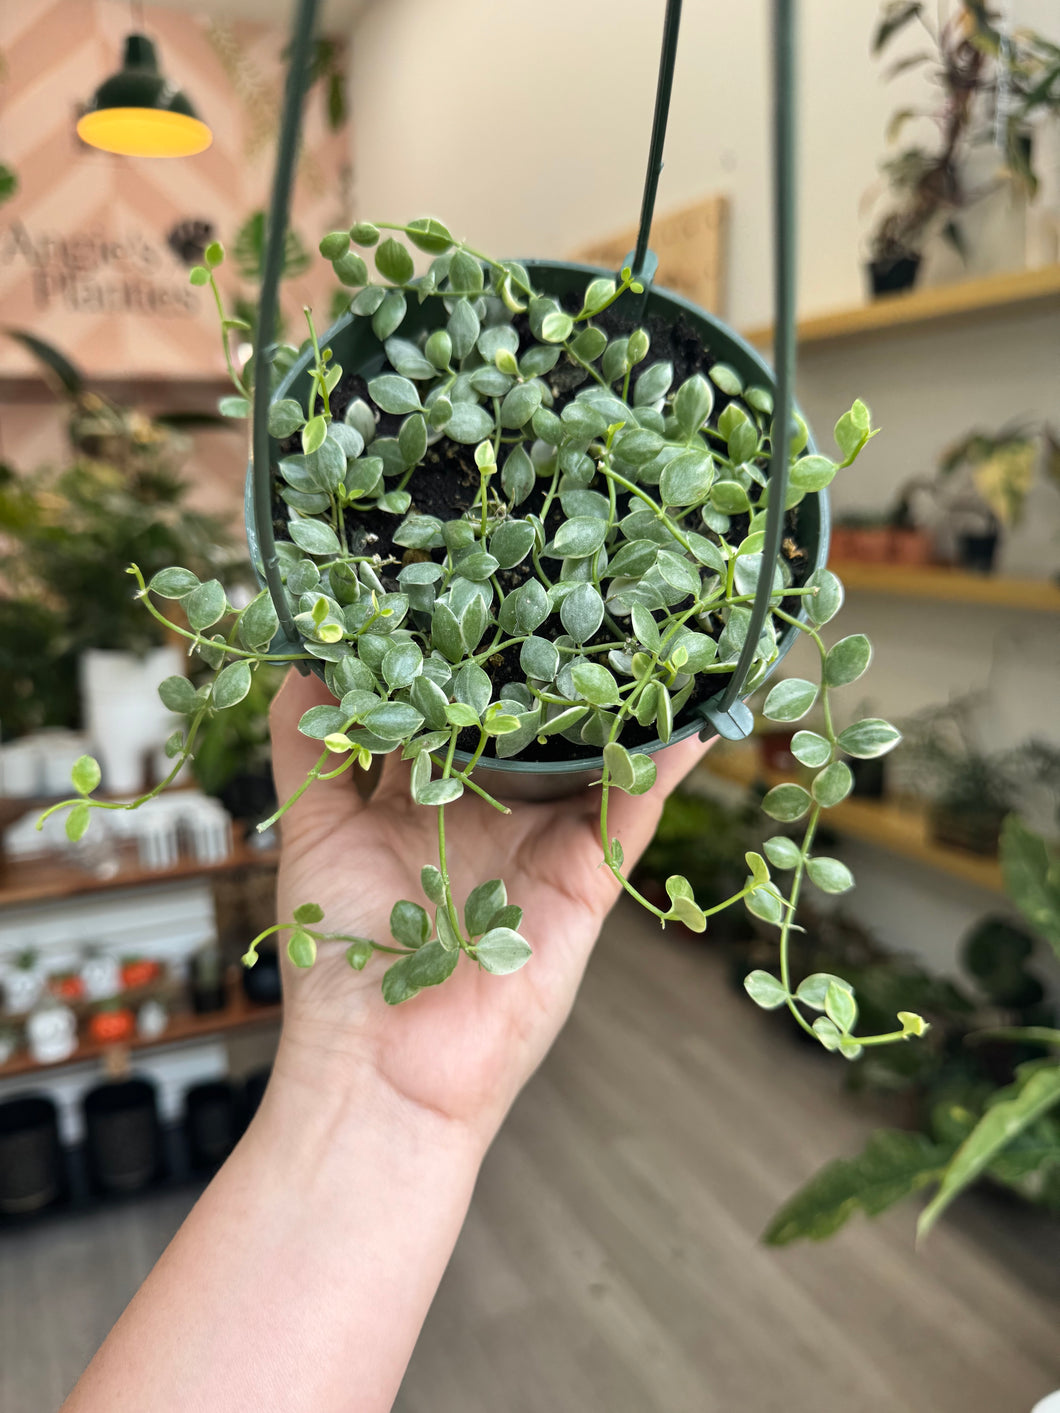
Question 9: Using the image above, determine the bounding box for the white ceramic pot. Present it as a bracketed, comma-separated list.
[79, 646, 184, 796]
[26, 1001, 78, 1065]
[81, 953, 122, 1002]
[3, 963, 44, 1015]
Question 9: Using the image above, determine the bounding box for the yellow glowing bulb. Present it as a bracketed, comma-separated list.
[76, 107, 212, 158]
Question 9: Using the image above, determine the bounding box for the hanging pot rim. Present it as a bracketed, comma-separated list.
[245, 257, 831, 781]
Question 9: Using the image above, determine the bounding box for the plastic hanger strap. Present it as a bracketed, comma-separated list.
[700, 0, 797, 741]
[629, 0, 683, 285]
[251, 0, 321, 653]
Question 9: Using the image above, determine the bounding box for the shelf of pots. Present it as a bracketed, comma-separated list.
[35, 0, 930, 1066]
[700, 744, 1005, 894]
[742, 261, 1060, 351]
[0, 969, 281, 1082]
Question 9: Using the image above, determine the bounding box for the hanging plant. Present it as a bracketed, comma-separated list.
[38, 219, 926, 1060]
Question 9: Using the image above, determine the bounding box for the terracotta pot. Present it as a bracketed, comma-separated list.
[760, 731, 796, 774]
[847, 527, 893, 563]
[889, 528, 934, 565]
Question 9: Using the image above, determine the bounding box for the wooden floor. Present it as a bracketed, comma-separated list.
[2, 902, 1058, 1413]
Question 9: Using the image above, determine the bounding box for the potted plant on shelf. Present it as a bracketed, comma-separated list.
[866, 1, 991, 296]
[37, 0, 929, 1067]
[899, 698, 1060, 855]
[936, 420, 1059, 572]
[0, 334, 232, 792]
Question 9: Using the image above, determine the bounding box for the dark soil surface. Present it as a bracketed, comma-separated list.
[272, 300, 815, 763]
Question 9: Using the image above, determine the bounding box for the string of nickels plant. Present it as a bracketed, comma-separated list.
[38, 218, 926, 1043]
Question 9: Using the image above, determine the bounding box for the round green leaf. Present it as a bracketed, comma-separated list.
[762, 678, 818, 722]
[374, 237, 414, 284]
[333, 251, 368, 286]
[806, 857, 855, 894]
[763, 835, 801, 870]
[287, 930, 317, 968]
[293, 902, 325, 925]
[762, 783, 812, 822]
[158, 675, 202, 714]
[65, 802, 91, 843]
[390, 899, 431, 948]
[367, 374, 421, 415]
[571, 661, 620, 707]
[791, 730, 831, 767]
[149, 567, 200, 599]
[744, 970, 788, 1010]
[551, 517, 607, 559]
[472, 927, 532, 975]
[837, 718, 901, 759]
[211, 659, 252, 710]
[790, 455, 837, 492]
[185, 579, 227, 631]
[823, 635, 872, 688]
[812, 760, 854, 808]
[71, 755, 101, 796]
[560, 583, 604, 642]
[806, 568, 844, 625]
[659, 449, 714, 506]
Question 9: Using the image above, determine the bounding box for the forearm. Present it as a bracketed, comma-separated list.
[63, 1043, 485, 1413]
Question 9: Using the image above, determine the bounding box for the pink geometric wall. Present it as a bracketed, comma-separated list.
[0, 0, 351, 380]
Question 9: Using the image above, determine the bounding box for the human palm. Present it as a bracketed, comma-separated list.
[270, 670, 708, 1139]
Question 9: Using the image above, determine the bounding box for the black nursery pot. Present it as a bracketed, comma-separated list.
[867, 254, 921, 298]
[247, 261, 830, 802]
[83, 1077, 161, 1195]
[0, 1094, 65, 1216]
[956, 530, 999, 575]
[241, 943, 282, 1007]
[184, 1080, 239, 1172]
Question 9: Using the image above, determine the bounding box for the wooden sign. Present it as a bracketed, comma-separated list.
[569, 194, 729, 317]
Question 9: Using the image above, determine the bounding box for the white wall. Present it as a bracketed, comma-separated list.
[347, 1, 1060, 982]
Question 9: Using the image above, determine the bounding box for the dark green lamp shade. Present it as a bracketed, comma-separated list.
[76, 34, 212, 158]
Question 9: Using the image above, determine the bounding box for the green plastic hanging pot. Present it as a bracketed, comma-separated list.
[244, 259, 829, 801]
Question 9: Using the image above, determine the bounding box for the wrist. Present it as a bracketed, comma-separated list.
[257, 1027, 493, 1175]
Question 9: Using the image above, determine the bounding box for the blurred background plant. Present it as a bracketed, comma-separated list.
[0, 333, 233, 739]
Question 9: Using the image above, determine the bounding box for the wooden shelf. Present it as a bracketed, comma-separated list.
[830, 562, 1060, 612]
[0, 972, 281, 1081]
[699, 748, 1005, 894]
[742, 264, 1060, 350]
[0, 835, 279, 909]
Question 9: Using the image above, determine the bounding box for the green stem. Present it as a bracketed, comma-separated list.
[436, 732, 465, 946]
[208, 270, 249, 398]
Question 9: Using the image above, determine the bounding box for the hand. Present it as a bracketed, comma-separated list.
[268, 669, 710, 1146]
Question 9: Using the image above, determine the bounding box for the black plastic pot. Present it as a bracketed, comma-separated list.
[184, 1080, 239, 1172]
[930, 803, 1005, 857]
[241, 943, 282, 1007]
[0, 1094, 65, 1216]
[246, 263, 829, 802]
[956, 530, 999, 574]
[219, 769, 277, 826]
[867, 254, 921, 298]
[83, 1078, 161, 1195]
[851, 756, 887, 800]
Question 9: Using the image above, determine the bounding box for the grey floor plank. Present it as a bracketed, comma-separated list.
[2, 900, 1057, 1412]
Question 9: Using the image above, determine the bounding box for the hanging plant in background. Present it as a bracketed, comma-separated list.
[867, 0, 1060, 291]
[38, 219, 928, 1059]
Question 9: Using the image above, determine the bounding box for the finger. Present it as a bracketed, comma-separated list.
[269, 669, 364, 818]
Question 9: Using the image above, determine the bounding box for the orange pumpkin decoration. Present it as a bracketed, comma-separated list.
[89, 1006, 135, 1045]
[120, 958, 161, 990]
